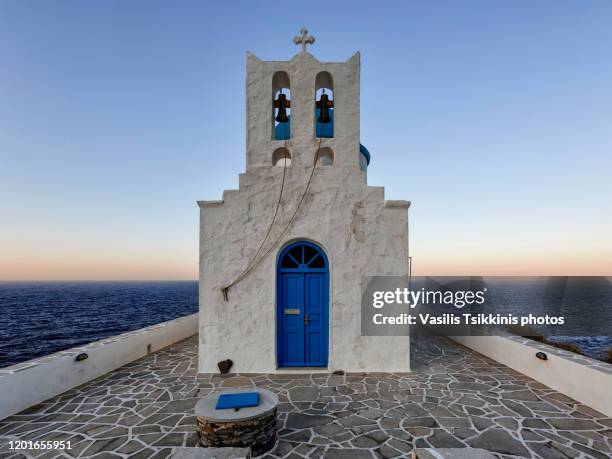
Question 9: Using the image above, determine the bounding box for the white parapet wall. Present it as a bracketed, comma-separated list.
[450, 334, 612, 417]
[0, 313, 198, 420]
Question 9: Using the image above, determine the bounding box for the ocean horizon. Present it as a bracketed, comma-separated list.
[0, 281, 198, 368]
[1, 279, 610, 369]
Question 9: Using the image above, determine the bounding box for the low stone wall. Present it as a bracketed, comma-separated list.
[450, 333, 612, 417]
[197, 409, 277, 456]
[0, 313, 198, 420]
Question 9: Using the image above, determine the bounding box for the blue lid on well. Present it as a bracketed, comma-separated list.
[215, 392, 260, 410]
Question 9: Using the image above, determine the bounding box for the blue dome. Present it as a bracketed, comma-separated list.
[359, 144, 371, 165]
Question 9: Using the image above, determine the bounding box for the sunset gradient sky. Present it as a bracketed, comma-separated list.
[1, 1, 611, 280]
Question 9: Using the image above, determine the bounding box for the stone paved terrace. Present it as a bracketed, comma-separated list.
[0, 334, 611, 459]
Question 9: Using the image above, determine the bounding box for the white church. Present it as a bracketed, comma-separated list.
[198, 30, 411, 374]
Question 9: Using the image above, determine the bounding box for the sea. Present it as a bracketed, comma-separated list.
[0, 278, 610, 369]
[0, 281, 198, 368]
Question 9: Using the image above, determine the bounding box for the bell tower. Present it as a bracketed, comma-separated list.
[198, 30, 410, 374]
[245, 29, 361, 171]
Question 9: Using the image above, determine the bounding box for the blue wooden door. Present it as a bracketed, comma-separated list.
[279, 273, 304, 365]
[277, 242, 329, 367]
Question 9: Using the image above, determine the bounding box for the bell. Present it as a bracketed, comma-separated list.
[316, 91, 333, 124]
[274, 92, 290, 123]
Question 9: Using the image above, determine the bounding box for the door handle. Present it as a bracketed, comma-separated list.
[304, 314, 310, 326]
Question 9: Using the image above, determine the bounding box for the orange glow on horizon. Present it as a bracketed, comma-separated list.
[1, 246, 610, 281]
[0, 251, 197, 282]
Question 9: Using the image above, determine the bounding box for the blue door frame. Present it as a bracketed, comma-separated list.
[277, 241, 329, 367]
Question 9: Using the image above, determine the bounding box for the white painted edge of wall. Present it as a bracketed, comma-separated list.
[449, 334, 612, 417]
[0, 313, 198, 421]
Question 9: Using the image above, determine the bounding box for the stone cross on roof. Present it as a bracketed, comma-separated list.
[293, 27, 315, 53]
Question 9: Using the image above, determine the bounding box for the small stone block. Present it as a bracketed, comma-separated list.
[414, 448, 497, 459]
[169, 446, 251, 458]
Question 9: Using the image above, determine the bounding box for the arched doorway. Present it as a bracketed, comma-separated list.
[277, 241, 329, 367]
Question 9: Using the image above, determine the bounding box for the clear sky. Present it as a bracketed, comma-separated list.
[1, 1, 611, 280]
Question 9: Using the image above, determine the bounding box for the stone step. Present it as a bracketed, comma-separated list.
[169, 446, 251, 459]
[414, 448, 497, 459]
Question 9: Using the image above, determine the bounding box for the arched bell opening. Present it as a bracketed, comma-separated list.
[272, 71, 291, 140]
[316, 147, 334, 167]
[315, 71, 334, 138]
[272, 147, 291, 167]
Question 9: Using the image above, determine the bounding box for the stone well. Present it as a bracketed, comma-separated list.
[195, 388, 279, 455]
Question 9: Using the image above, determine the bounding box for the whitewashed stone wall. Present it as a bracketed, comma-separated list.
[198, 51, 410, 373]
[451, 334, 612, 417]
[0, 314, 198, 420]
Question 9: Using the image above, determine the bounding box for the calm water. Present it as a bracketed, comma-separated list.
[0, 281, 198, 368]
[0, 279, 610, 368]
[413, 276, 612, 361]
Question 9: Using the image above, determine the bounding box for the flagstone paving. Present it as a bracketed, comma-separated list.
[0, 333, 610, 459]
